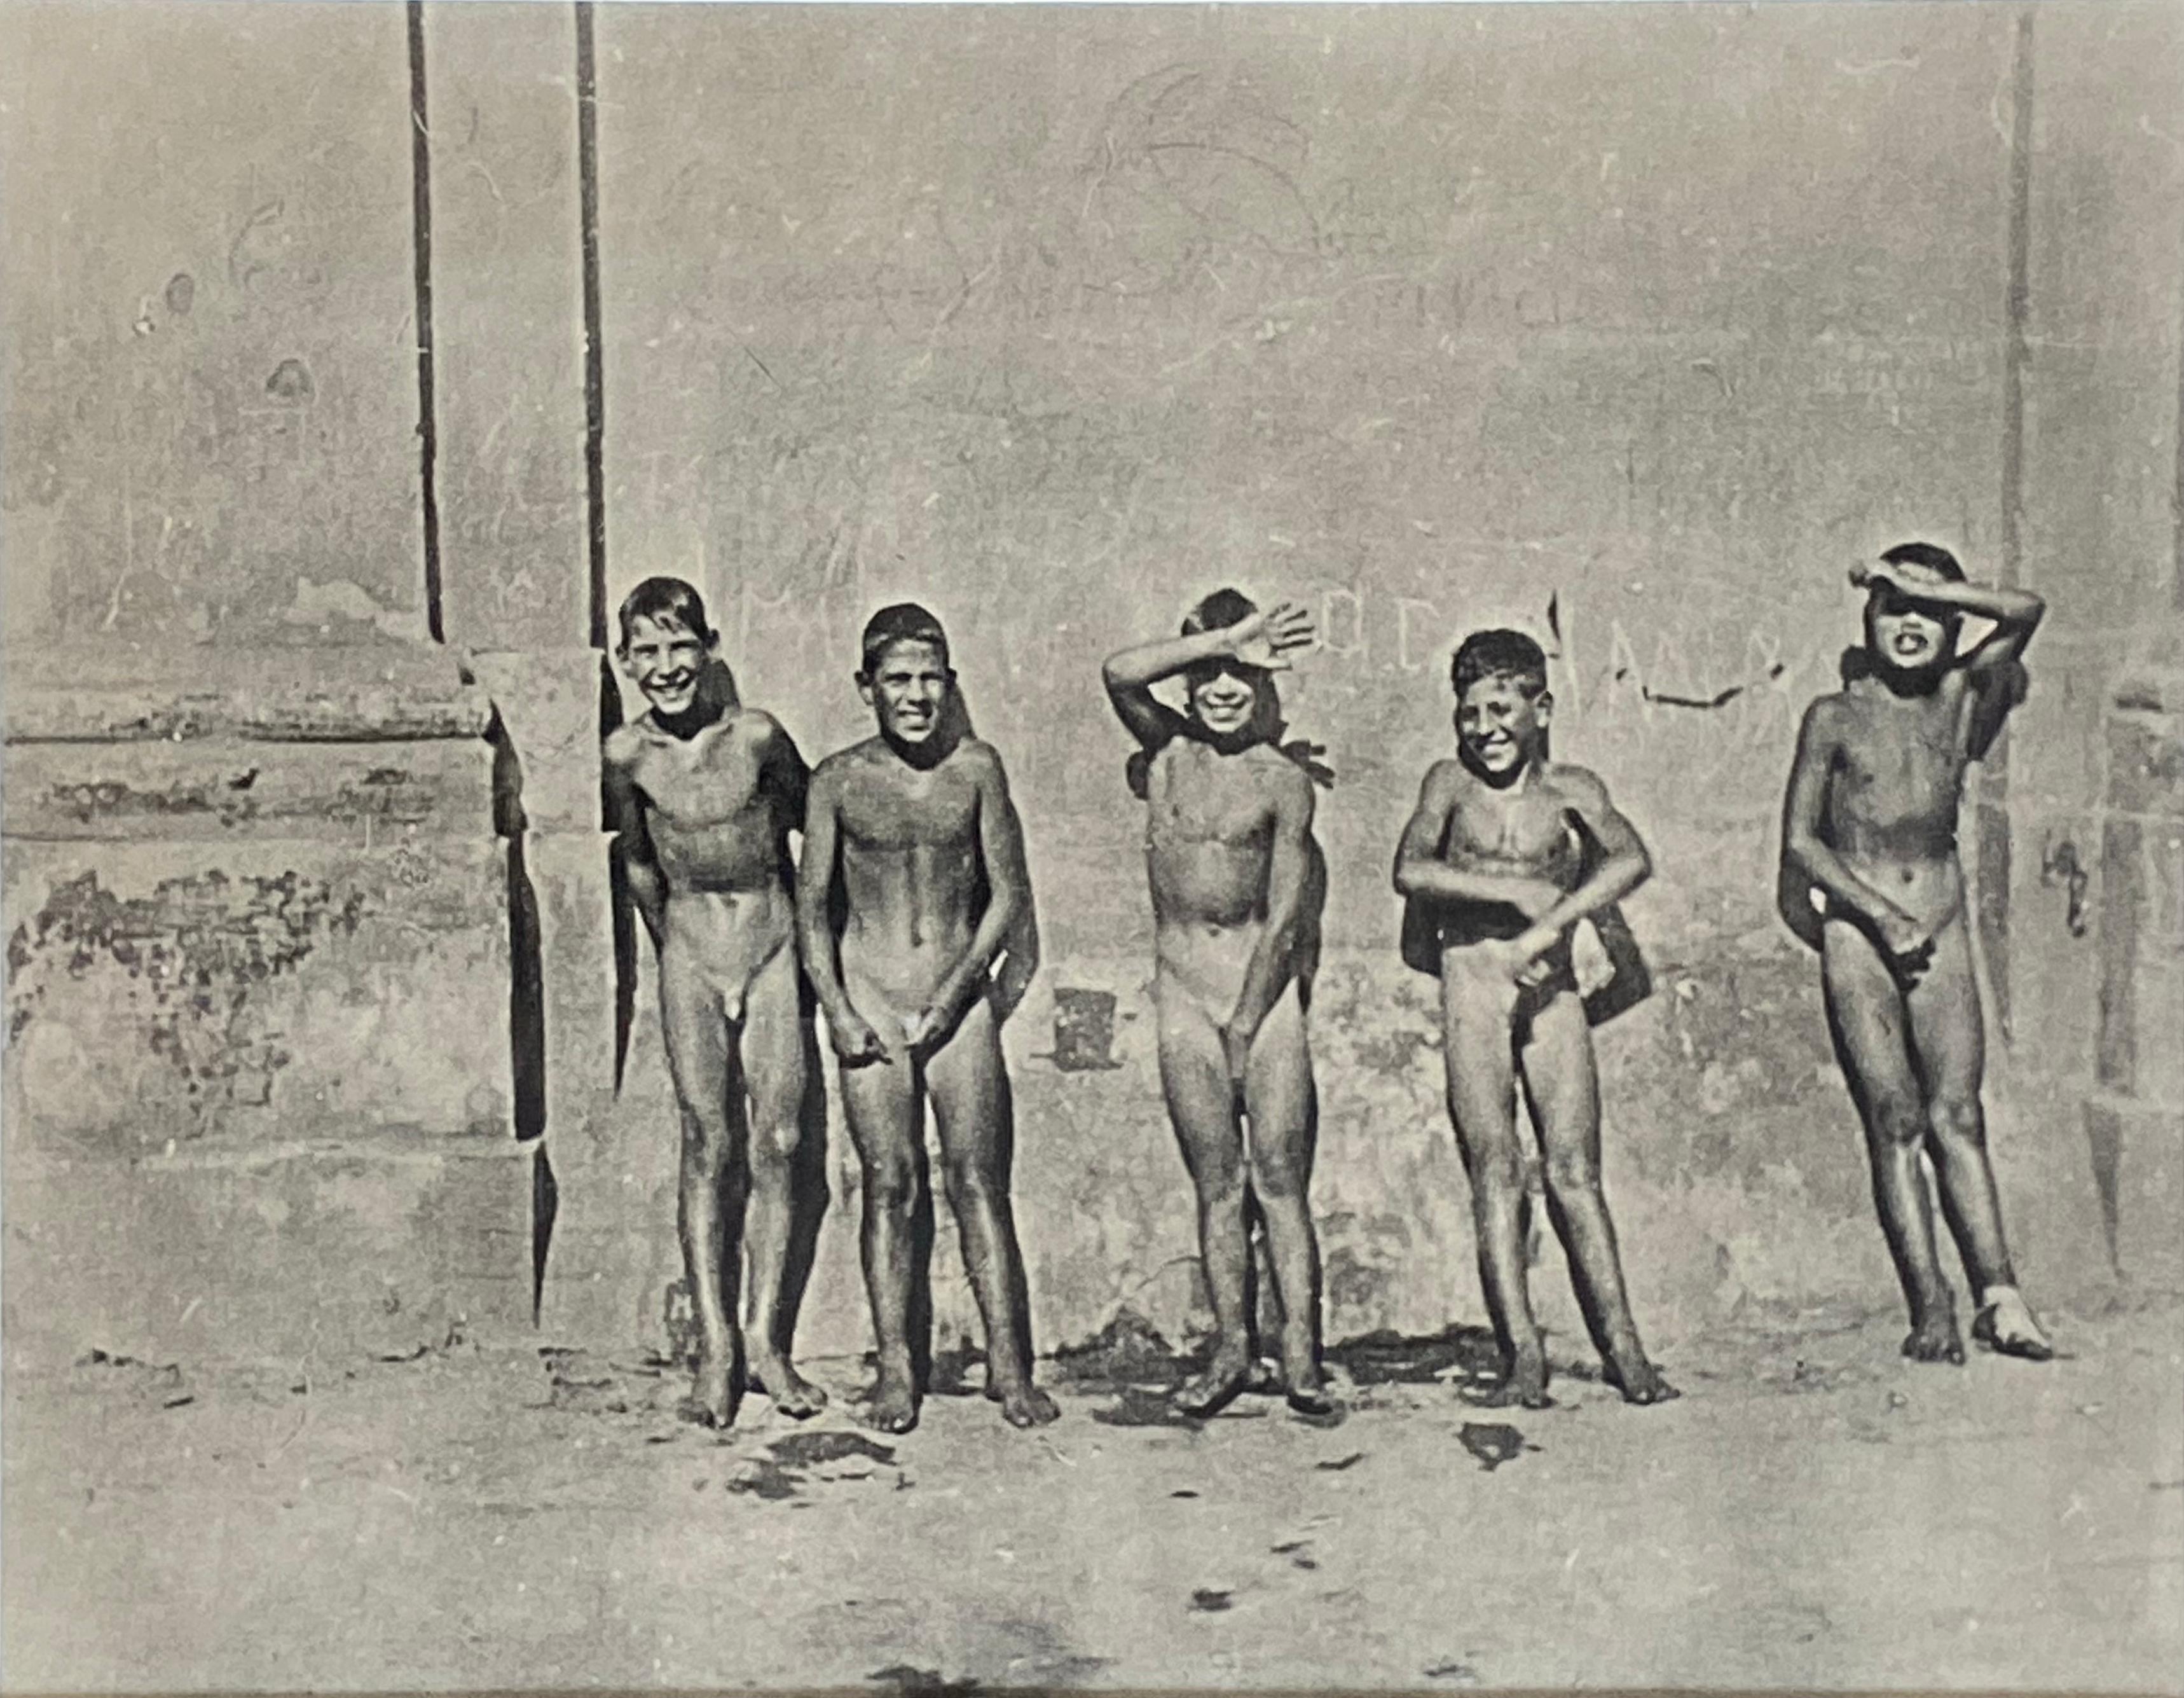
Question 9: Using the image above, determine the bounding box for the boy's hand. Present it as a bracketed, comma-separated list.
[829, 1007, 891, 1066]
[902, 1000, 957, 1053]
[1225, 601, 1317, 672]
[1872, 904, 1937, 979]
[1571, 920, 1614, 998]
[1479, 937, 1537, 989]
[1852, 560, 1946, 598]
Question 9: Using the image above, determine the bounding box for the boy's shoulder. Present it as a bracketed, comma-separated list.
[720, 704, 783, 740]
[601, 717, 654, 768]
[811, 736, 881, 785]
[1539, 759, 1614, 806]
[1799, 687, 1858, 739]
[1417, 755, 1471, 796]
[951, 734, 1007, 773]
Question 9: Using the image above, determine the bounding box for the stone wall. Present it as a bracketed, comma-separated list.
[5, 2, 2179, 1370]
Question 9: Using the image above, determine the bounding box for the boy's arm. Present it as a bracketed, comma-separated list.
[1778, 700, 1930, 959]
[794, 764, 888, 1063]
[1856, 563, 2043, 755]
[1101, 601, 1315, 747]
[1225, 766, 1314, 1060]
[1856, 563, 2045, 673]
[1508, 767, 1651, 963]
[908, 745, 1035, 1044]
[1392, 765, 1564, 918]
[760, 716, 812, 838]
[603, 742, 667, 949]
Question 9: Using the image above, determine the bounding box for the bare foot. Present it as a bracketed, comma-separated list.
[996, 1381, 1060, 1428]
[1173, 1348, 1253, 1418]
[1902, 1310, 1966, 1365]
[1972, 1293, 2054, 1362]
[1605, 1358, 1680, 1405]
[749, 1356, 829, 1419]
[680, 1351, 742, 1430]
[1281, 1352, 1336, 1418]
[1473, 1350, 1552, 1409]
[864, 1373, 920, 1435]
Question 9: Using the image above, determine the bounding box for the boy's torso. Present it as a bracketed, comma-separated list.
[830, 738, 987, 996]
[1144, 736, 1284, 932]
[624, 710, 788, 895]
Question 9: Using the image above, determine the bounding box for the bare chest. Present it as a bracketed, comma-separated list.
[1445, 785, 1575, 869]
[1148, 745, 1276, 850]
[839, 764, 979, 857]
[633, 728, 767, 832]
[1833, 694, 1968, 820]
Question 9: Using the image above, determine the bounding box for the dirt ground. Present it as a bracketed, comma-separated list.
[5, 1294, 2181, 1693]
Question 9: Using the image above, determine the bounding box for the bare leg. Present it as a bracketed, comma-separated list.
[739, 946, 827, 1416]
[1520, 988, 1675, 1404]
[1910, 918, 2050, 1360]
[1441, 954, 1549, 1407]
[838, 974, 925, 1434]
[1242, 985, 1329, 1414]
[1822, 918, 1962, 1363]
[1156, 975, 1254, 1415]
[928, 993, 1056, 1428]
[657, 940, 748, 1428]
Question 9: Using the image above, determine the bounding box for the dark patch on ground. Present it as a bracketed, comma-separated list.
[1456, 1422, 1534, 1472]
[727, 1431, 898, 1503]
[1090, 1385, 1204, 1430]
[1326, 1324, 1501, 1386]
[868, 1666, 978, 1695]
[1052, 1307, 1191, 1390]
[1189, 1587, 1233, 1613]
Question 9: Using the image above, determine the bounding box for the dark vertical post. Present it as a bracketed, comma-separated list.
[407, 0, 444, 643]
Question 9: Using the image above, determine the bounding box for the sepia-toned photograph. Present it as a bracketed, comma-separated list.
[2, 0, 2180, 1689]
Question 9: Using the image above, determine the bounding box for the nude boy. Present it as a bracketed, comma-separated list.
[1102, 590, 1333, 1418]
[601, 577, 827, 1428]
[1778, 542, 2052, 1363]
[1394, 630, 1675, 1409]
[797, 604, 1055, 1434]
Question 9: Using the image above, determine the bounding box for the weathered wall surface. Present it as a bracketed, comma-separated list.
[0, 4, 530, 1368]
[6, 3, 2180, 1369]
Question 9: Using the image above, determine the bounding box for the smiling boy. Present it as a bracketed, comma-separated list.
[1394, 629, 1675, 1409]
[601, 577, 827, 1428]
[797, 604, 1054, 1434]
[1102, 590, 1333, 1418]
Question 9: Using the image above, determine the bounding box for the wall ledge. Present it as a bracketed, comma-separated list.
[3, 641, 491, 745]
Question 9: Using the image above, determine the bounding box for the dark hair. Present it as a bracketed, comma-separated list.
[617, 576, 713, 651]
[1878, 541, 1967, 583]
[860, 602, 951, 675]
[1181, 586, 1258, 637]
[1451, 628, 1549, 698]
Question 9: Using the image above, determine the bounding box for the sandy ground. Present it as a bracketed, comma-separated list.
[5, 1295, 2181, 1693]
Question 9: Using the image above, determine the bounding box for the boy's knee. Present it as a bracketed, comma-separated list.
[745, 1110, 802, 1171]
[1194, 1167, 1249, 1212]
[1871, 1096, 1928, 1147]
[1249, 1159, 1305, 1204]
[1929, 1095, 1985, 1145]
[863, 1160, 919, 1211]
[1543, 1152, 1600, 1198]
[1469, 1147, 1526, 1198]
[679, 1110, 734, 1164]
[940, 1156, 997, 1210]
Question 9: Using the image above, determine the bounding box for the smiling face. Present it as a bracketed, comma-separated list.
[621, 614, 712, 717]
[1456, 672, 1550, 778]
[860, 637, 952, 746]
[1185, 660, 1263, 740]
[1867, 588, 1958, 676]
